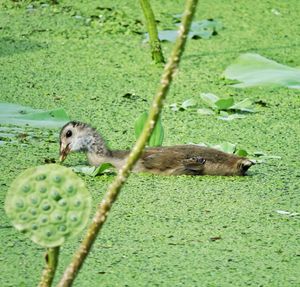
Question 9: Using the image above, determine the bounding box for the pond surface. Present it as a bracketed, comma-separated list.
[0, 0, 299, 286]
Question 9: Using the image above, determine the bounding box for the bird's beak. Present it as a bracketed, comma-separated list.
[59, 143, 70, 163]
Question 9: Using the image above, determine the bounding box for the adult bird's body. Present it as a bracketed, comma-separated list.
[59, 121, 254, 176]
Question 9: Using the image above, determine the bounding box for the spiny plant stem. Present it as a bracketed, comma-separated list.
[57, 1, 198, 286]
[39, 247, 60, 287]
[139, 0, 165, 63]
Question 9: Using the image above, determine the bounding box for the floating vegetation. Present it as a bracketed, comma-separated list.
[223, 53, 300, 89]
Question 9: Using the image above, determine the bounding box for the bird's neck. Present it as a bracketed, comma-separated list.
[78, 131, 112, 157]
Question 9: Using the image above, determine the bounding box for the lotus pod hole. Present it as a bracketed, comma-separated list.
[5, 164, 92, 247]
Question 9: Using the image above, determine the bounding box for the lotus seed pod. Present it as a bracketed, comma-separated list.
[5, 164, 91, 248]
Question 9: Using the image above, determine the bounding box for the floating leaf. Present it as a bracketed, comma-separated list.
[135, 112, 164, 147]
[229, 98, 254, 113]
[196, 142, 250, 156]
[258, 155, 282, 160]
[275, 210, 299, 216]
[146, 19, 222, 42]
[0, 103, 69, 128]
[223, 53, 300, 89]
[212, 142, 236, 154]
[214, 97, 234, 110]
[271, 8, 281, 16]
[218, 114, 246, 121]
[72, 166, 97, 176]
[196, 142, 237, 154]
[189, 19, 222, 39]
[199, 93, 219, 109]
[170, 103, 179, 112]
[92, 163, 114, 176]
[181, 98, 196, 110]
[197, 108, 214, 115]
[199, 93, 254, 120]
[170, 99, 196, 112]
[156, 30, 178, 42]
[72, 163, 114, 176]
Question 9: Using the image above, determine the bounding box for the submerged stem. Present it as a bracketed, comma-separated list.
[57, 1, 198, 286]
[39, 246, 60, 287]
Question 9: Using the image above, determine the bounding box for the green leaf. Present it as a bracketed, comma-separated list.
[229, 98, 255, 113]
[134, 112, 148, 139]
[223, 53, 300, 89]
[200, 93, 219, 109]
[212, 142, 236, 154]
[214, 97, 234, 110]
[72, 165, 97, 176]
[197, 108, 214, 115]
[170, 99, 196, 112]
[170, 103, 179, 112]
[135, 112, 164, 147]
[148, 115, 164, 147]
[235, 149, 248, 157]
[91, 163, 114, 176]
[181, 98, 196, 109]
[72, 163, 114, 177]
[0, 103, 69, 128]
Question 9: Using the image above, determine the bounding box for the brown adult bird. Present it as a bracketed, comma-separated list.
[59, 121, 254, 176]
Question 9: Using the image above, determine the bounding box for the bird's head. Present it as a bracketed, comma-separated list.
[59, 121, 87, 162]
[59, 121, 109, 163]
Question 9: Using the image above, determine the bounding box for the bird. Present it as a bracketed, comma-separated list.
[59, 121, 254, 176]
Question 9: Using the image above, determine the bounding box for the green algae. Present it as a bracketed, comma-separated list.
[0, 0, 299, 286]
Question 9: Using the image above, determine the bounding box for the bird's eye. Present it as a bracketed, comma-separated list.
[66, 130, 72, 138]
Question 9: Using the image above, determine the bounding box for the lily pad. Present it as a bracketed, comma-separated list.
[0, 103, 69, 128]
[197, 108, 214, 115]
[145, 19, 222, 42]
[199, 93, 219, 109]
[223, 53, 300, 89]
[229, 98, 255, 113]
[170, 98, 196, 111]
[212, 142, 237, 154]
[199, 93, 254, 118]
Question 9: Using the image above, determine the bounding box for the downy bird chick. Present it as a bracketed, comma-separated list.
[59, 121, 254, 176]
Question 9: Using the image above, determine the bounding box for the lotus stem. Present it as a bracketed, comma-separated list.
[39, 247, 60, 287]
[57, 1, 198, 286]
[139, 0, 165, 63]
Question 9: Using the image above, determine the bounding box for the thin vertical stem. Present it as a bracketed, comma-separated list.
[39, 247, 60, 287]
[57, 1, 198, 286]
[139, 0, 165, 63]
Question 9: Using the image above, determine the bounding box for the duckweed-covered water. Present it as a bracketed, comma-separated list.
[0, 0, 299, 286]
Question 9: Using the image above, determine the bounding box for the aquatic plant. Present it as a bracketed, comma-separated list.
[5, 164, 91, 286]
